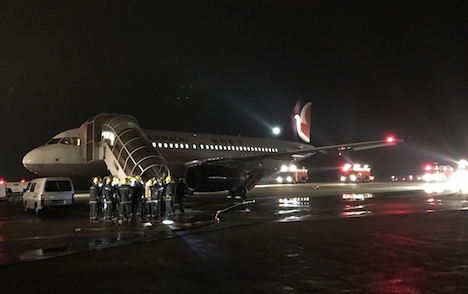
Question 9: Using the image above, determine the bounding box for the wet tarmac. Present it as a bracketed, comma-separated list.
[1, 182, 468, 293]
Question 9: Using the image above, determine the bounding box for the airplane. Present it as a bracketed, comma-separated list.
[22, 100, 403, 197]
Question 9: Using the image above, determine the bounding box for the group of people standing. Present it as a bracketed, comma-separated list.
[89, 174, 188, 224]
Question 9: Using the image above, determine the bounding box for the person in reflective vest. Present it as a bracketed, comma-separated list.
[157, 177, 166, 216]
[145, 178, 158, 219]
[164, 175, 176, 218]
[176, 177, 188, 213]
[103, 177, 114, 222]
[111, 177, 120, 220]
[89, 177, 101, 223]
[131, 175, 145, 222]
[118, 178, 133, 224]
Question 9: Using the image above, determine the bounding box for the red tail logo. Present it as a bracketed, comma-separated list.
[294, 102, 311, 143]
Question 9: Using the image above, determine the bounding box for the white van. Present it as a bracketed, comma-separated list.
[23, 177, 75, 214]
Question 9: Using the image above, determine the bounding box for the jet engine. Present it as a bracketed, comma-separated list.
[185, 165, 247, 192]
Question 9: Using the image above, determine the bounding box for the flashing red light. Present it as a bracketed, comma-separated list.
[20, 179, 26, 183]
[386, 136, 395, 143]
[342, 164, 351, 172]
[0, 179, 4, 185]
[424, 164, 433, 171]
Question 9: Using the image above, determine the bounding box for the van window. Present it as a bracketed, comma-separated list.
[45, 181, 72, 192]
[30, 183, 36, 192]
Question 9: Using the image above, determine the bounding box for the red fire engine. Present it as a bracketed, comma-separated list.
[340, 163, 374, 183]
[422, 162, 453, 182]
[276, 165, 309, 184]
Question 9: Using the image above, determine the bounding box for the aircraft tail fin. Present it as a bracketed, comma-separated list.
[288, 97, 311, 143]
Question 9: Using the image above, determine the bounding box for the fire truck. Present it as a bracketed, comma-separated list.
[422, 162, 453, 182]
[276, 165, 309, 184]
[339, 163, 374, 183]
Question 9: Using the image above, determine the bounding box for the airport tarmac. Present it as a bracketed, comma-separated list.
[1, 181, 468, 293]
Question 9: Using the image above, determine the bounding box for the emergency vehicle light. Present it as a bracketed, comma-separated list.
[424, 164, 433, 171]
[458, 159, 468, 169]
[386, 136, 395, 143]
[0, 179, 5, 185]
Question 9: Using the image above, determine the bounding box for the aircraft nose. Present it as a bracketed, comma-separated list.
[22, 148, 44, 168]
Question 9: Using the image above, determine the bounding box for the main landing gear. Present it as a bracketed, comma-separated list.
[228, 186, 248, 199]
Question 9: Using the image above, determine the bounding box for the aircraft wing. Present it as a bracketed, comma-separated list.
[184, 137, 406, 167]
[316, 137, 406, 152]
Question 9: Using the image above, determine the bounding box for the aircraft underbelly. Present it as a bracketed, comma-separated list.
[27, 163, 108, 178]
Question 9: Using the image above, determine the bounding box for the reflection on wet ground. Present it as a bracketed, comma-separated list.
[2, 182, 468, 293]
[276, 186, 468, 222]
[0, 206, 222, 265]
[2, 182, 468, 266]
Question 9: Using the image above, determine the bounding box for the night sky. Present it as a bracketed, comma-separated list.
[1, 1, 467, 181]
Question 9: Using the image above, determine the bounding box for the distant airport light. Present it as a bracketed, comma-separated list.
[272, 127, 281, 135]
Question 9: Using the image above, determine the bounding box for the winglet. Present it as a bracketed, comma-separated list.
[404, 136, 410, 147]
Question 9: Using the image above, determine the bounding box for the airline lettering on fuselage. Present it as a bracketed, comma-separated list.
[147, 135, 189, 143]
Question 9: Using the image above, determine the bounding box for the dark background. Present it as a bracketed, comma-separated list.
[1, 1, 467, 181]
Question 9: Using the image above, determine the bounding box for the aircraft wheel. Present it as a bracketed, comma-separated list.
[227, 189, 234, 198]
[235, 186, 247, 199]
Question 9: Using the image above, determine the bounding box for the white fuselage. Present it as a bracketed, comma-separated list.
[23, 128, 310, 179]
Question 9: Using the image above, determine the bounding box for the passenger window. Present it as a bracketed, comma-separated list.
[30, 183, 36, 192]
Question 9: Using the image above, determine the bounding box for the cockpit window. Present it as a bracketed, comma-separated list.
[71, 137, 81, 146]
[46, 137, 81, 146]
[60, 137, 71, 145]
[46, 138, 61, 145]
